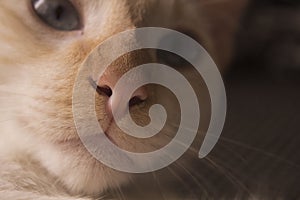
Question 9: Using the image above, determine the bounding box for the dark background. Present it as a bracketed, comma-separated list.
[222, 0, 300, 198]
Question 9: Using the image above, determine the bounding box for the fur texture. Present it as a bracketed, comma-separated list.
[0, 0, 248, 199]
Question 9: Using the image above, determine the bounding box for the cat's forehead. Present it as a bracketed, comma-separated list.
[70, 0, 201, 19]
[126, 0, 207, 30]
[64, 0, 205, 42]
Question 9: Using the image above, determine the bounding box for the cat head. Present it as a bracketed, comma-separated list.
[0, 0, 248, 195]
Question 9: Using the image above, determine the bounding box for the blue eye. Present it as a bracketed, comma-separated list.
[31, 0, 81, 31]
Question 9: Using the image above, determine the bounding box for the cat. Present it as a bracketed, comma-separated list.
[0, 0, 248, 199]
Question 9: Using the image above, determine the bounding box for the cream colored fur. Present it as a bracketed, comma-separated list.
[0, 0, 248, 199]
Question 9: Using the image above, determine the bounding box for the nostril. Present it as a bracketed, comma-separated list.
[129, 87, 148, 107]
[96, 85, 113, 97]
[129, 96, 145, 107]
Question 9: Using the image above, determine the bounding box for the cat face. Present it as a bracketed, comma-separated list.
[0, 0, 247, 196]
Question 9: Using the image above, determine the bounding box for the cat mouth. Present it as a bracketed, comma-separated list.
[56, 126, 117, 148]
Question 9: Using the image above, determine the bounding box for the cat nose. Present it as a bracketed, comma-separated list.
[98, 74, 148, 108]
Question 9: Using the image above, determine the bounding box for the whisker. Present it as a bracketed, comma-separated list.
[165, 166, 194, 191]
[204, 156, 253, 197]
[167, 164, 210, 199]
[167, 121, 300, 167]
[107, 171, 126, 200]
[156, 124, 255, 196]
[217, 142, 248, 163]
[174, 159, 206, 194]
[218, 136, 300, 168]
[151, 172, 167, 200]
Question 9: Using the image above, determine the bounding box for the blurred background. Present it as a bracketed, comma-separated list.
[223, 0, 300, 198]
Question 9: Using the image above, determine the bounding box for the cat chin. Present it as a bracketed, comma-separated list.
[34, 136, 130, 195]
[0, 121, 129, 196]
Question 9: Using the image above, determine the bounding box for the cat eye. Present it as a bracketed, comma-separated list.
[31, 0, 81, 31]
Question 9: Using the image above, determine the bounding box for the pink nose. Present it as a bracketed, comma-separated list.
[97, 72, 148, 110]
